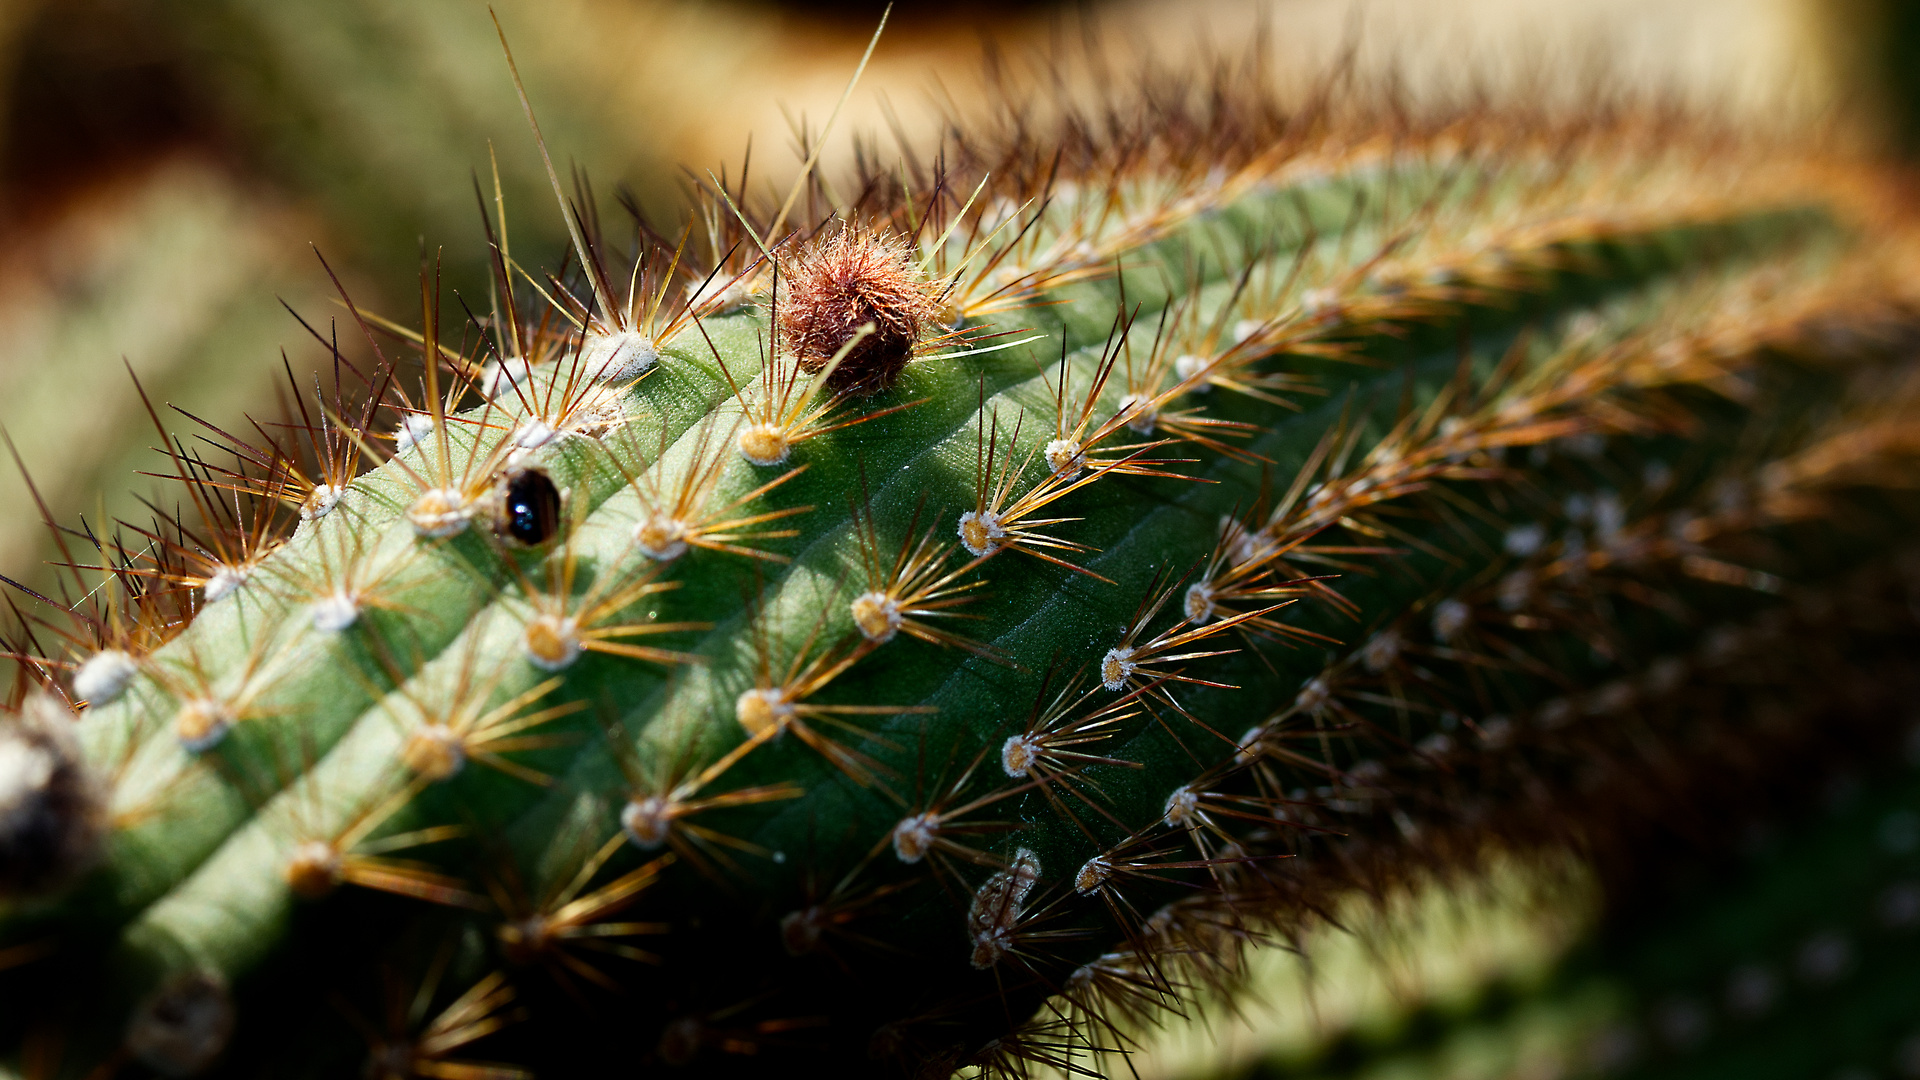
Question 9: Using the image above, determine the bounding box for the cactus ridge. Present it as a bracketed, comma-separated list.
[5, 46, 1920, 1078]
[1221, 599, 1920, 1080]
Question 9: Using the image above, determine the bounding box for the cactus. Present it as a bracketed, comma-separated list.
[1576, 731, 1920, 1080]
[1204, 690, 1920, 1080]
[5, 31, 1920, 1080]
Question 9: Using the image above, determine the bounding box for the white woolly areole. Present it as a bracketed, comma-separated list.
[1235, 726, 1264, 764]
[734, 687, 794, 737]
[1360, 629, 1402, 672]
[634, 513, 690, 561]
[310, 591, 360, 633]
[73, 649, 138, 706]
[1220, 514, 1261, 566]
[1044, 438, 1085, 479]
[1183, 582, 1217, 623]
[1000, 734, 1039, 778]
[957, 510, 1006, 558]
[400, 725, 466, 781]
[1163, 785, 1200, 827]
[1593, 491, 1626, 541]
[850, 592, 904, 644]
[1300, 287, 1338, 319]
[1117, 393, 1157, 436]
[1295, 676, 1332, 715]
[512, 419, 558, 452]
[891, 813, 938, 863]
[1504, 522, 1546, 557]
[175, 699, 234, 753]
[967, 847, 1040, 969]
[407, 487, 473, 538]
[736, 423, 791, 467]
[287, 839, 342, 883]
[523, 614, 583, 672]
[300, 483, 343, 523]
[202, 564, 246, 604]
[481, 356, 533, 398]
[562, 388, 626, 439]
[1174, 353, 1212, 390]
[1099, 646, 1136, 691]
[1432, 598, 1472, 642]
[394, 413, 435, 452]
[582, 331, 659, 382]
[0, 735, 55, 823]
[621, 797, 672, 849]
[1074, 855, 1111, 895]
[781, 906, 824, 957]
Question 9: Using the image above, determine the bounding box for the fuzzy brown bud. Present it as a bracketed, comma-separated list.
[775, 228, 939, 396]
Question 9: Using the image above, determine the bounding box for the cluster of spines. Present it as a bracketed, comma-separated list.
[0, 39, 1916, 1080]
[1162, 557, 1920, 1080]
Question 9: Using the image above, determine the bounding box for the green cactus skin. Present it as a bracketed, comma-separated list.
[1203, 592, 1920, 1080]
[1584, 727, 1920, 1080]
[5, 46, 1920, 1079]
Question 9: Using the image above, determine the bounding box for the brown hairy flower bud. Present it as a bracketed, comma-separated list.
[775, 227, 940, 396]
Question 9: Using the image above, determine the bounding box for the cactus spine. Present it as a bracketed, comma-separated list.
[4, 36, 1920, 1080]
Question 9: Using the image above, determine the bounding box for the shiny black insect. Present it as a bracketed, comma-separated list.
[495, 466, 561, 546]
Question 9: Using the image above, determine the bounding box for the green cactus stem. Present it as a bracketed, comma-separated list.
[1200, 594, 1920, 1080]
[4, 37, 1920, 1080]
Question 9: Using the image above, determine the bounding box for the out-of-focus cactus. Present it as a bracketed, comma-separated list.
[5, 27, 1920, 1079]
[1194, 698, 1920, 1080]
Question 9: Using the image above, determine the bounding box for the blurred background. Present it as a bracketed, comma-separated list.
[0, 1, 1916, 1077]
